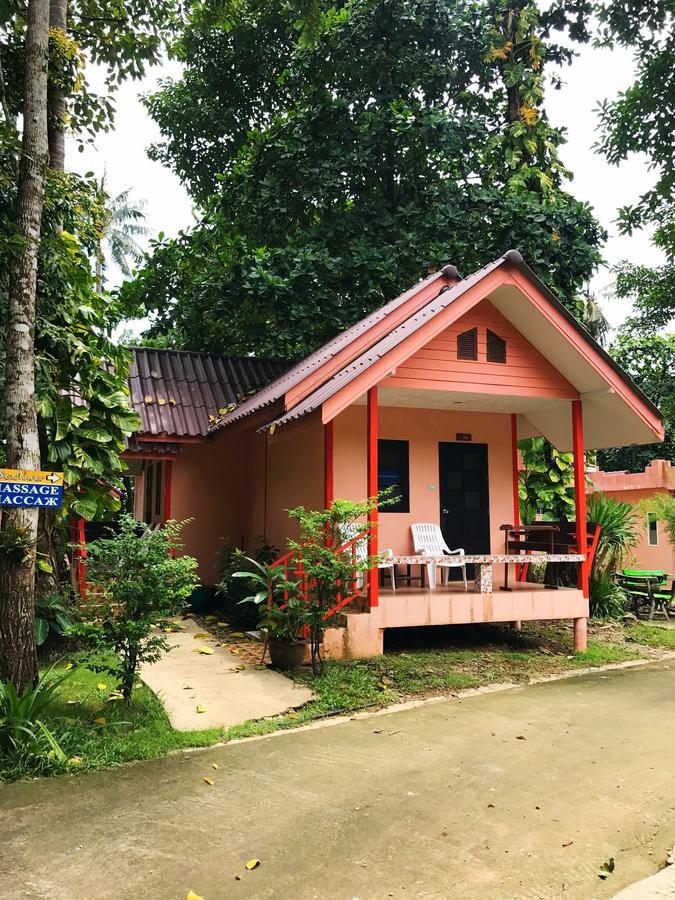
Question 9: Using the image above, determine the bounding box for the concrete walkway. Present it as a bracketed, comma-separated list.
[140, 617, 312, 730]
[2, 660, 675, 899]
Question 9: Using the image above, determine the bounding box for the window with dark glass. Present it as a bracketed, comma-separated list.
[378, 440, 410, 513]
[457, 327, 478, 360]
[486, 329, 506, 363]
[648, 514, 659, 546]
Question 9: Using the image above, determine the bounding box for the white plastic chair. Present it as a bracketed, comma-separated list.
[341, 524, 396, 591]
[411, 523, 467, 590]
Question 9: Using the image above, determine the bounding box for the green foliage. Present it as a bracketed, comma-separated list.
[518, 437, 576, 523]
[122, 0, 604, 358]
[217, 537, 281, 628]
[0, 168, 141, 521]
[34, 593, 76, 647]
[72, 516, 198, 704]
[288, 496, 380, 673]
[0, 665, 70, 774]
[599, 333, 675, 472]
[586, 492, 640, 618]
[234, 556, 305, 642]
[595, 1, 675, 328]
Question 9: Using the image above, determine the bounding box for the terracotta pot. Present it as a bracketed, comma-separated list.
[268, 639, 307, 672]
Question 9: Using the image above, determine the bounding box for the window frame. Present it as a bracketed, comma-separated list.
[378, 439, 410, 514]
[647, 514, 659, 547]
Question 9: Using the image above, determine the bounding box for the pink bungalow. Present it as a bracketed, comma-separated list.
[123, 250, 664, 656]
[588, 460, 675, 574]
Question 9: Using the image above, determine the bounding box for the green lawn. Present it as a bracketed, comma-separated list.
[0, 663, 223, 782]
[3, 621, 672, 781]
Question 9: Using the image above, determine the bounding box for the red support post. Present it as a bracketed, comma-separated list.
[162, 460, 173, 523]
[511, 413, 520, 527]
[367, 387, 379, 608]
[572, 399, 588, 651]
[324, 420, 334, 509]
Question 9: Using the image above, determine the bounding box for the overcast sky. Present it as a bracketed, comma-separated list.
[72, 38, 663, 336]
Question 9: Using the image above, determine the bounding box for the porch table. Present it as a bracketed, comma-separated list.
[390, 553, 586, 593]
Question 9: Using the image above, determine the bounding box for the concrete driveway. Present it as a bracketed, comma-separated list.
[2, 660, 675, 899]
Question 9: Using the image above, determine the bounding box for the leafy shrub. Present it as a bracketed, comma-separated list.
[0, 666, 70, 775]
[217, 537, 280, 628]
[34, 593, 76, 647]
[235, 558, 304, 641]
[72, 516, 198, 704]
[587, 492, 640, 617]
[589, 572, 628, 619]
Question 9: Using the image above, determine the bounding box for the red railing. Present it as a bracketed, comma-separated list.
[270, 529, 370, 620]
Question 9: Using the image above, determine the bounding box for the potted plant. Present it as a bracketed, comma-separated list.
[234, 559, 307, 671]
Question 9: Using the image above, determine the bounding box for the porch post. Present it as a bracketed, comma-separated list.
[572, 399, 588, 651]
[510, 414, 520, 526]
[324, 420, 334, 508]
[367, 387, 379, 608]
[162, 460, 173, 523]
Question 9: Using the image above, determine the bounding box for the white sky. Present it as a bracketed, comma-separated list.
[71, 40, 664, 337]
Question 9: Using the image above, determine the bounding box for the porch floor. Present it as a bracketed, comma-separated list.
[324, 581, 587, 659]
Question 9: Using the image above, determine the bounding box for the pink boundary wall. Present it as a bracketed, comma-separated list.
[588, 460, 675, 574]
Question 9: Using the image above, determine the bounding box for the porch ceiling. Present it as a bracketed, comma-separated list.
[359, 387, 566, 415]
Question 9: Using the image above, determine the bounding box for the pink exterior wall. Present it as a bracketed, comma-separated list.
[588, 461, 675, 573]
[387, 299, 577, 400]
[265, 416, 324, 551]
[333, 405, 513, 554]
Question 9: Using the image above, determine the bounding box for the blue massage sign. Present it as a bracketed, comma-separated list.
[0, 468, 64, 509]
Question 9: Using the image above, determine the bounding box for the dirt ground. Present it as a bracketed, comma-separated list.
[2, 659, 675, 899]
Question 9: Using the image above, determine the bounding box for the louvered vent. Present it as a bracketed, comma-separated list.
[486, 329, 506, 363]
[457, 328, 478, 360]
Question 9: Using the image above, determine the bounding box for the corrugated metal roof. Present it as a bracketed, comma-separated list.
[211, 267, 452, 431]
[128, 349, 288, 437]
[263, 255, 510, 429]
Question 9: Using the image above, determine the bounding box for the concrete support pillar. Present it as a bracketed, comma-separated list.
[574, 617, 588, 652]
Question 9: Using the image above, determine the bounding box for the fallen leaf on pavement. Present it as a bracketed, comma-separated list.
[198, 647, 215, 655]
[598, 858, 615, 879]
[193, 633, 211, 640]
[516, 735, 526, 740]
[245, 859, 260, 870]
[196, 704, 207, 714]
[202, 777, 214, 785]
[182, 685, 193, 690]
[212, 763, 219, 770]
[187, 892, 204, 900]
[562, 841, 574, 848]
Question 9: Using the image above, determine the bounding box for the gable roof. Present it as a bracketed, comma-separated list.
[128, 348, 287, 438]
[208, 250, 663, 452]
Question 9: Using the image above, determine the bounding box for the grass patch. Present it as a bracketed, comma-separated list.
[225, 623, 650, 741]
[0, 663, 223, 783]
[626, 623, 675, 649]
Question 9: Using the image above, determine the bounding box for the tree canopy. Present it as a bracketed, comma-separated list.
[123, 0, 605, 358]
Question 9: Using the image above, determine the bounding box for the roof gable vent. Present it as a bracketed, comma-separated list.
[486, 329, 506, 363]
[457, 328, 478, 361]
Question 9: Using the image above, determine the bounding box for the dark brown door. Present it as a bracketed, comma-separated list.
[439, 442, 490, 559]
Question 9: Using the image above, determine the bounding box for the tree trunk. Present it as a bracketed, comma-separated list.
[0, 0, 51, 690]
[47, 0, 67, 171]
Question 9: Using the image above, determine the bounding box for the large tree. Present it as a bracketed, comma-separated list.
[0, 0, 176, 685]
[595, 0, 675, 328]
[0, 0, 50, 688]
[124, 0, 605, 358]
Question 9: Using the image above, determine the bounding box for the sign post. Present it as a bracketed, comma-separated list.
[0, 468, 64, 509]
